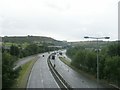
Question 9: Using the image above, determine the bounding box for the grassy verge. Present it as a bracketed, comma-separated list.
[12, 57, 38, 88]
[59, 57, 71, 66]
[59, 56, 97, 81]
[59, 57, 83, 74]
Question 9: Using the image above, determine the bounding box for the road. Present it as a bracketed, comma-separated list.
[27, 52, 59, 88]
[61, 50, 71, 62]
[13, 55, 38, 70]
[50, 51, 111, 88]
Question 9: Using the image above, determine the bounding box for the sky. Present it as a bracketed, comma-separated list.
[0, 0, 119, 41]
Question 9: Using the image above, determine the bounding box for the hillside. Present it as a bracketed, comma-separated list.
[68, 40, 111, 48]
[2, 36, 68, 46]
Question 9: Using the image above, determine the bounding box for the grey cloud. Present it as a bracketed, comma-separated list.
[1, 14, 117, 41]
[0, 0, 118, 41]
[43, 0, 70, 11]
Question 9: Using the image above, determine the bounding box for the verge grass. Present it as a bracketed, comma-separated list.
[59, 56, 96, 81]
[12, 57, 37, 88]
[59, 56, 112, 88]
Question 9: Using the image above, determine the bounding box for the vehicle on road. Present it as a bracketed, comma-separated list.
[59, 52, 62, 55]
[52, 55, 55, 60]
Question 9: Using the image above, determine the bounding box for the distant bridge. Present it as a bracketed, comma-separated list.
[48, 46, 62, 48]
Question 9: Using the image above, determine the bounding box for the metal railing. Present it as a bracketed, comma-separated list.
[47, 54, 72, 90]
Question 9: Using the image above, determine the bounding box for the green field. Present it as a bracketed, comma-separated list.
[3, 42, 29, 49]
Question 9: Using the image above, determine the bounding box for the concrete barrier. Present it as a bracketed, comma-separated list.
[47, 54, 72, 90]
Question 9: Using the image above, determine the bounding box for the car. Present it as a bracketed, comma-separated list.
[42, 55, 44, 57]
[59, 52, 62, 55]
[52, 55, 55, 60]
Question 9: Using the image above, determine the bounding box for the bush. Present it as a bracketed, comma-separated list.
[2, 52, 19, 88]
[66, 41, 120, 87]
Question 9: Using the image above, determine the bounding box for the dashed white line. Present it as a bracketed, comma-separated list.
[27, 59, 37, 88]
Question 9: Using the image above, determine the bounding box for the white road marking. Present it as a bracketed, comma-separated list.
[27, 59, 36, 88]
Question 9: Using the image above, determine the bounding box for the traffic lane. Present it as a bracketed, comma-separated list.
[50, 57, 89, 88]
[59, 50, 71, 62]
[39, 53, 59, 88]
[51, 56, 108, 88]
[13, 52, 50, 70]
[27, 53, 59, 88]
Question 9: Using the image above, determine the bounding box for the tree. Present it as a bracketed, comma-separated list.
[10, 45, 20, 56]
[2, 52, 16, 88]
[107, 42, 120, 56]
[25, 44, 39, 55]
[104, 56, 120, 85]
[72, 50, 86, 69]
[66, 41, 120, 87]
[85, 51, 96, 73]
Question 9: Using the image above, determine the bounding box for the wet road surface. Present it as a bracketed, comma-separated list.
[27, 53, 59, 88]
[50, 51, 110, 88]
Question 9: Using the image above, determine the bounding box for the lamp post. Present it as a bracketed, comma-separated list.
[84, 36, 110, 88]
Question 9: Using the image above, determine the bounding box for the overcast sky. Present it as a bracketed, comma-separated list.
[0, 0, 119, 41]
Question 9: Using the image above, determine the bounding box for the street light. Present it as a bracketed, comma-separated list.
[84, 36, 110, 39]
[84, 36, 110, 88]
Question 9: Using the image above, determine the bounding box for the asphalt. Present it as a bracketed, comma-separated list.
[50, 50, 111, 88]
[27, 53, 59, 88]
[13, 55, 37, 70]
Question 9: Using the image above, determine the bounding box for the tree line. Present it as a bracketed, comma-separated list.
[2, 43, 58, 88]
[66, 41, 120, 87]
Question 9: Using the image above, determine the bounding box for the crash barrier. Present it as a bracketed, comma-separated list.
[47, 54, 72, 90]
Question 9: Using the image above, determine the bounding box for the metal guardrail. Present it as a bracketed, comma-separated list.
[47, 54, 72, 90]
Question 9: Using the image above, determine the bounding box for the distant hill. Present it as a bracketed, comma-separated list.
[2, 36, 68, 46]
[68, 40, 110, 48]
